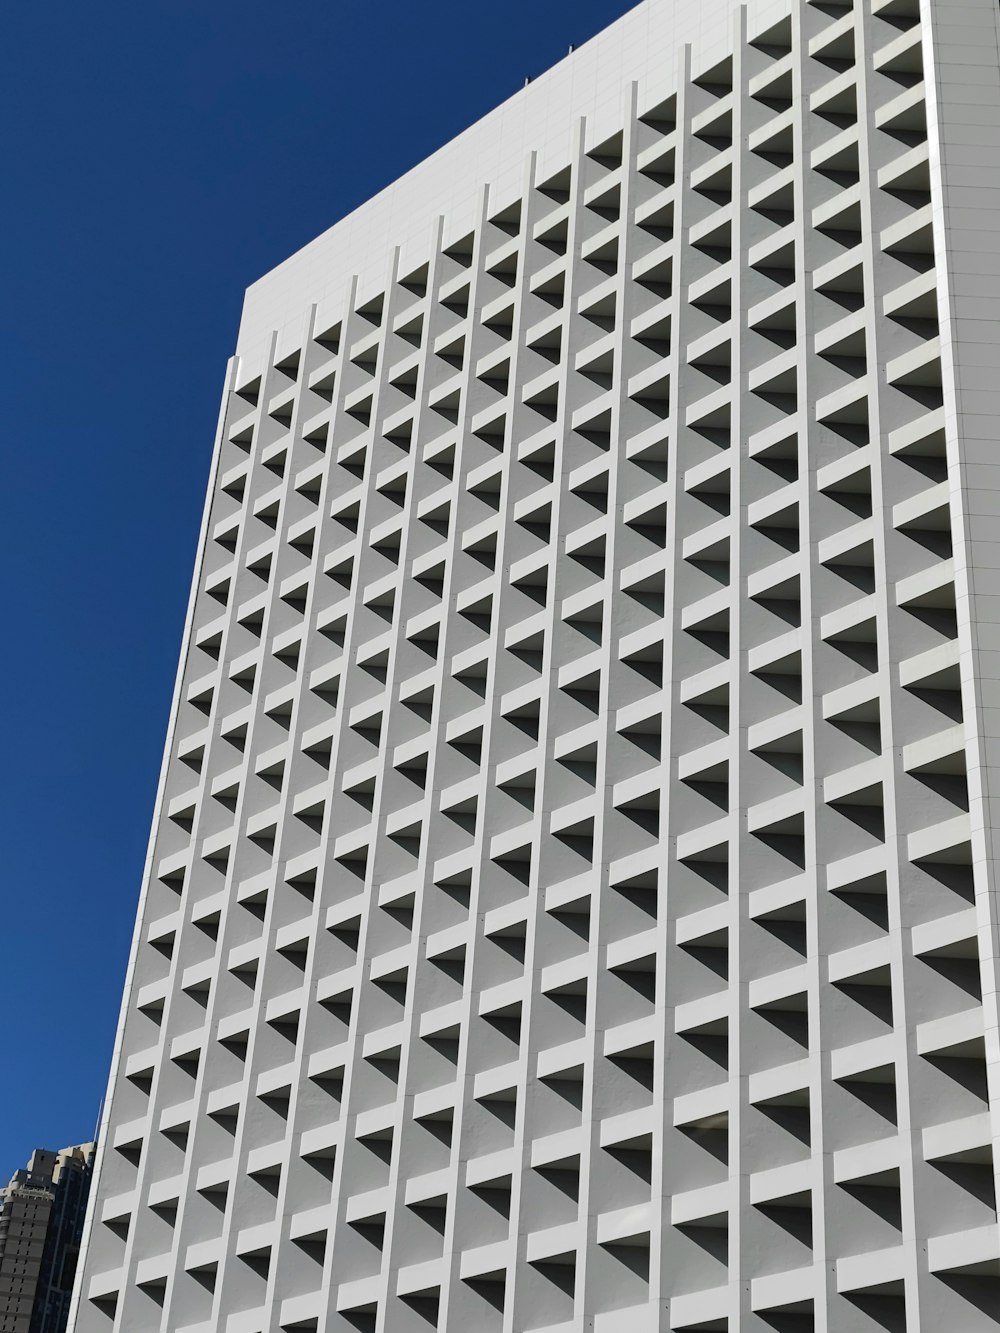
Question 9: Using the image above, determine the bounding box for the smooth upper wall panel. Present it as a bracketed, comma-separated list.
[236, 0, 793, 369]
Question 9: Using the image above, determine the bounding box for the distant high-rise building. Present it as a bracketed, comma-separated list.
[1, 1147, 93, 1333]
[30, 1149, 95, 1333]
[0, 1152, 57, 1333]
[72, 0, 1000, 1329]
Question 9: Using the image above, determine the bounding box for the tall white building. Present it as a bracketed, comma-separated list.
[72, 0, 1000, 1328]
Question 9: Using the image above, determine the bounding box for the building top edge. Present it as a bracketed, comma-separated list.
[235, 0, 792, 371]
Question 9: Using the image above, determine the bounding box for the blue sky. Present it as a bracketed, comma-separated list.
[1, 0, 634, 1170]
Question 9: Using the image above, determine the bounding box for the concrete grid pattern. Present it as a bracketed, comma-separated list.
[72, 0, 1000, 1329]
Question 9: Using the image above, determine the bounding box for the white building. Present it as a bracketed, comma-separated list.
[71, 0, 1000, 1329]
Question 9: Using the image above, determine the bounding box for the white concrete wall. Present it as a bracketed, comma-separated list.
[72, 1, 1000, 1330]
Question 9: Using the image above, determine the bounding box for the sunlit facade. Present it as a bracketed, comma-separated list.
[73, 1, 1000, 1329]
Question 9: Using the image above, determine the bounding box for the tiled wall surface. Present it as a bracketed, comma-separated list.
[71, 1, 1000, 1329]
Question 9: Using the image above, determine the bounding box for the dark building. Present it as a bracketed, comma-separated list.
[29, 1148, 94, 1333]
[0, 1147, 93, 1333]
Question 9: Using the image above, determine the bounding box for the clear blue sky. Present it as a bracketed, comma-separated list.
[1, 0, 634, 1170]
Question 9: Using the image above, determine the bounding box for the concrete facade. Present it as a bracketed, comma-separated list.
[71, 0, 1000, 1329]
